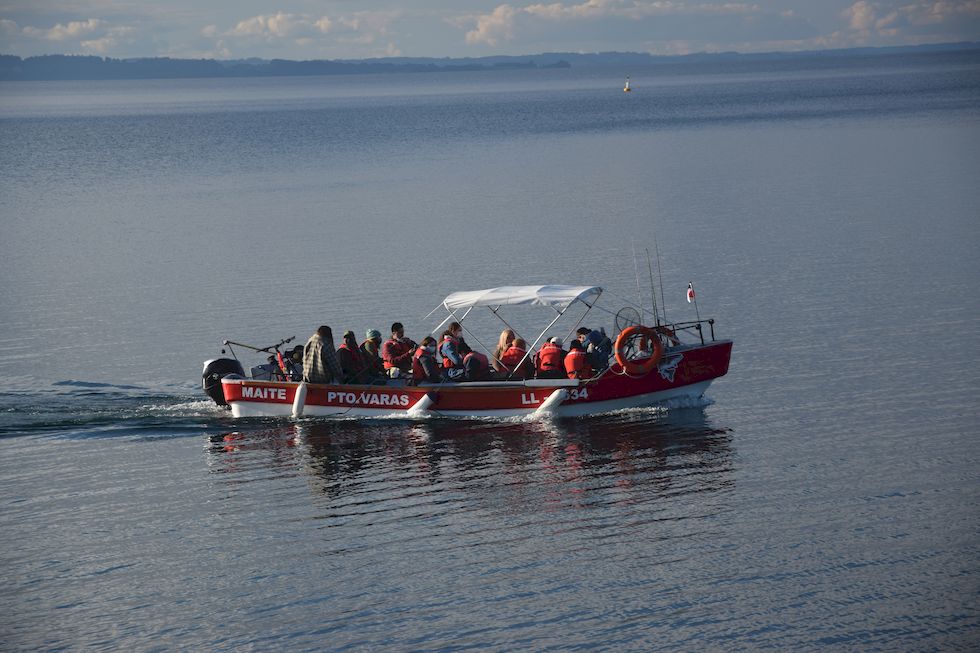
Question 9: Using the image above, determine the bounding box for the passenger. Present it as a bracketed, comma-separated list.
[302, 325, 344, 384]
[501, 338, 534, 379]
[359, 329, 385, 381]
[337, 330, 369, 383]
[565, 339, 594, 380]
[491, 329, 516, 373]
[577, 327, 612, 371]
[382, 322, 417, 379]
[287, 345, 304, 380]
[439, 322, 465, 380]
[412, 336, 441, 384]
[535, 337, 567, 379]
[459, 341, 490, 381]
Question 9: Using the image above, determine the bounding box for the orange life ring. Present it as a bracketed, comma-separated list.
[614, 326, 663, 376]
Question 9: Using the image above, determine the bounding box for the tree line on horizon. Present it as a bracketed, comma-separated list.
[0, 54, 571, 81]
[0, 43, 976, 81]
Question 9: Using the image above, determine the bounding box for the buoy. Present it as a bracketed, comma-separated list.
[533, 388, 569, 417]
[614, 326, 663, 376]
[291, 382, 308, 418]
[407, 392, 436, 417]
[624, 76, 631, 92]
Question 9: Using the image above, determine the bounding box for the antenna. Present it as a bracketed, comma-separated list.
[632, 242, 645, 324]
[654, 232, 668, 325]
[645, 249, 660, 326]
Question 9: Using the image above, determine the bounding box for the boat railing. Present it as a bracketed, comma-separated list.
[660, 318, 718, 346]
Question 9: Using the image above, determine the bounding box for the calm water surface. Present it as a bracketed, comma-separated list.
[1, 52, 979, 650]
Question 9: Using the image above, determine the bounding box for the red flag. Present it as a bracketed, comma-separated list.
[686, 283, 695, 303]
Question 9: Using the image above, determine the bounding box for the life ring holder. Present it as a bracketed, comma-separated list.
[614, 326, 663, 377]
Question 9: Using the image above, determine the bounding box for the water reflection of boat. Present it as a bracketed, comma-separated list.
[203, 285, 731, 419]
[207, 410, 733, 506]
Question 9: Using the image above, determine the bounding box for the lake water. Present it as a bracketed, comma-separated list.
[1, 51, 979, 650]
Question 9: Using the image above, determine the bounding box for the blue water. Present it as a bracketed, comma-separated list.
[1, 51, 979, 650]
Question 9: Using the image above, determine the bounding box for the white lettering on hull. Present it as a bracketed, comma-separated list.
[521, 392, 538, 405]
[241, 386, 288, 400]
[326, 391, 411, 407]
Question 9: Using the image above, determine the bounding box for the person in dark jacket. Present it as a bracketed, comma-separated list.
[303, 325, 344, 384]
[459, 341, 490, 381]
[359, 329, 385, 382]
[577, 327, 612, 371]
[412, 337, 441, 383]
[337, 330, 369, 383]
[439, 322, 466, 381]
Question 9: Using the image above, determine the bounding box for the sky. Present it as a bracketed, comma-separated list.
[1, 1, 979, 60]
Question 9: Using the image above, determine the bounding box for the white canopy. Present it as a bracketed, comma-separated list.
[442, 285, 602, 311]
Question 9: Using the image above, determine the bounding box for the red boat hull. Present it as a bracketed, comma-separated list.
[221, 340, 732, 418]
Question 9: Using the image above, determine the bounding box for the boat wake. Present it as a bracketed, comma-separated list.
[0, 379, 232, 440]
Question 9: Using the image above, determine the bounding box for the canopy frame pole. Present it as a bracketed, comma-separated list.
[434, 305, 473, 336]
[488, 307, 526, 344]
[506, 306, 567, 380]
[443, 306, 499, 365]
[559, 291, 601, 346]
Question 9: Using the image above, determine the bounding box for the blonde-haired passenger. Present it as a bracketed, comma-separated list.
[491, 329, 516, 372]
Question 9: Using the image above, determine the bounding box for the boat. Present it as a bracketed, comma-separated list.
[624, 76, 631, 92]
[202, 285, 732, 419]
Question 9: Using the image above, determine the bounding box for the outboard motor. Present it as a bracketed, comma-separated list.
[202, 358, 245, 407]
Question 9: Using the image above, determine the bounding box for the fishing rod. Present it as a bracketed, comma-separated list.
[223, 336, 296, 354]
[646, 248, 661, 326]
[222, 336, 298, 379]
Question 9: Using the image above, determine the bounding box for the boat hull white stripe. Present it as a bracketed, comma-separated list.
[228, 380, 712, 419]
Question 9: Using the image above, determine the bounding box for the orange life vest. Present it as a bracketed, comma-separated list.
[501, 346, 531, 378]
[412, 347, 437, 382]
[535, 342, 564, 373]
[565, 349, 593, 379]
[440, 335, 462, 369]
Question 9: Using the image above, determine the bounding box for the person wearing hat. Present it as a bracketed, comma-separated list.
[337, 330, 369, 383]
[286, 344, 305, 380]
[359, 329, 385, 383]
[534, 336, 567, 379]
[576, 327, 612, 371]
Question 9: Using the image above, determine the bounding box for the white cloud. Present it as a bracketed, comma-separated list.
[227, 12, 317, 38]
[844, 1, 876, 31]
[465, 4, 518, 45]
[459, 1, 766, 46]
[0, 19, 18, 35]
[22, 18, 104, 41]
[841, 0, 980, 42]
[80, 37, 114, 53]
[202, 9, 403, 57]
[523, 1, 759, 21]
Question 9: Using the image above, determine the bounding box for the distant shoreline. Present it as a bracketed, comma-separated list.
[1, 42, 977, 82]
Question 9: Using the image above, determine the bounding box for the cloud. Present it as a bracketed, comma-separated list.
[207, 9, 402, 57]
[22, 18, 105, 41]
[0, 19, 18, 35]
[456, 0, 813, 50]
[844, 1, 876, 31]
[464, 4, 518, 46]
[522, 0, 760, 21]
[842, 0, 980, 37]
[226, 12, 328, 39]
